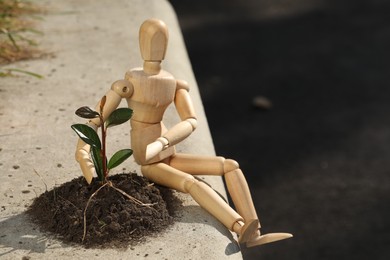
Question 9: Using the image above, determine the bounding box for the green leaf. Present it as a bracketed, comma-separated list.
[108, 149, 133, 169]
[91, 146, 104, 181]
[71, 124, 101, 149]
[105, 108, 133, 128]
[75, 106, 100, 119]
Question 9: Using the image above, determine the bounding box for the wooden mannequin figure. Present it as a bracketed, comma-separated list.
[75, 18, 292, 247]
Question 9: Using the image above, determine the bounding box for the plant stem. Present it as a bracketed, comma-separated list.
[101, 118, 108, 180]
[99, 96, 108, 182]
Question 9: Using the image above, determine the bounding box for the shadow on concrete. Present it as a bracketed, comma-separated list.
[174, 204, 241, 255]
[0, 213, 65, 257]
[170, 0, 390, 259]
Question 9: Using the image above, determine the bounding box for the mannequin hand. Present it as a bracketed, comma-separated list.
[75, 139, 95, 184]
[74, 122, 98, 184]
[145, 137, 169, 162]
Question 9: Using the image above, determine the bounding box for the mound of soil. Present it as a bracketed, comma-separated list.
[27, 173, 181, 248]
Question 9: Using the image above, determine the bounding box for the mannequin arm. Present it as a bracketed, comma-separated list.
[145, 80, 197, 161]
[89, 80, 133, 127]
[164, 79, 198, 144]
[75, 80, 133, 183]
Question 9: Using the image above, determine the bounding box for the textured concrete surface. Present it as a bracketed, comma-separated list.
[0, 0, 242, 259]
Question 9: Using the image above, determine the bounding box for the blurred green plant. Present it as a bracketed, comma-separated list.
[0, 67, 42, 77]
[71, 96, 133, 183]
[0, 0, 43, 77]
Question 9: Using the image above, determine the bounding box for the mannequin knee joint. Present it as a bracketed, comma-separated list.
[183, 178, 197, 193]
[224, 159, 239, 173]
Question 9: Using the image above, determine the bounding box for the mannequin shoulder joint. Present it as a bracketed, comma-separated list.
[176, 79, 190, 92]
[111, 79, 133, 98]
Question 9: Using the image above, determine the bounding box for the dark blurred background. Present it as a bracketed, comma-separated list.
[169, 0, 390, 259]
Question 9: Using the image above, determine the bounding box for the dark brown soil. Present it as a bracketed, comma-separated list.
[26, 173, 181, 248]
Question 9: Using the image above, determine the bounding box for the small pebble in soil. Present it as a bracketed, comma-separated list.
[13, 165, 20, 170]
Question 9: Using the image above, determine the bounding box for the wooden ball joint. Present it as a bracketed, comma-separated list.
[74, 18, 292, 247]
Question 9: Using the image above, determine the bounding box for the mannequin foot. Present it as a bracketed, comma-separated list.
[238, 219, 259, 244]
[246, 233, 293, 247]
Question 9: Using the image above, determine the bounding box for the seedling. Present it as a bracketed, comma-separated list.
[71, 96, 133, 183]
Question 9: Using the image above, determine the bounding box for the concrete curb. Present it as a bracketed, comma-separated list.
[0, 0, 242, 259]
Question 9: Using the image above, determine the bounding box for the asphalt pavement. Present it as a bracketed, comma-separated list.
[170, 0, 390, 259]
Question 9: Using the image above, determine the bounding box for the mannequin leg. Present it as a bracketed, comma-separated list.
[224, 166, 259, 225]
[141, 162, 243, 231]
[170, 154, 258, 222]
[169, 153, 292, 246]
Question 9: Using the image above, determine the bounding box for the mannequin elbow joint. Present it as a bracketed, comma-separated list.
[224, 159, 239, 173]
[187, 118, 197, 130]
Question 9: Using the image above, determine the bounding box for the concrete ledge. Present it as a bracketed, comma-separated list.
[0, 0, 242, 259]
